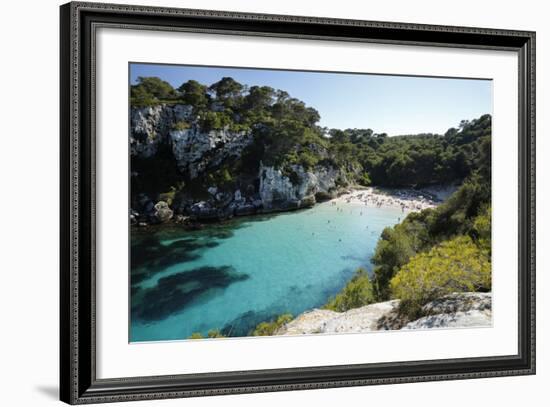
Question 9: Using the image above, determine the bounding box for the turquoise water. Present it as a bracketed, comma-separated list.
[130, 201, 403, 342]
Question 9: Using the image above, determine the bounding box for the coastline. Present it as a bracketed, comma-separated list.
[329, 185, 455, 214]
[131, 184, 463, 339]
[132, 184, 455, 229]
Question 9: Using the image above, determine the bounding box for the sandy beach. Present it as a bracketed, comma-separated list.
[330, 186, 453, 213]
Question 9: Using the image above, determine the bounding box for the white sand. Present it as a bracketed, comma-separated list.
[330, 187, 440, 213]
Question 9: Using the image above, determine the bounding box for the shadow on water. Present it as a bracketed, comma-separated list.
[130, 220, 256, 285]
[130, 236, 221, 284]
[340, 254, 369, 263]
[131, 265, 249, 322]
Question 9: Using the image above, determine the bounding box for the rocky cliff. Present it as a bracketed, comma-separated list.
[130, 104, 349, 224]
[259, 163, 342, 210]
[274, 292, 491, 335]
[131, 104, 193, 158]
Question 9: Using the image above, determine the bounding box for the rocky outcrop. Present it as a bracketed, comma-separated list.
[170, 128, 252, 179]
[259, 163, 342, 210]
[402, 292, 491, 329]
[276, 301, 399, 335]
[274, 292, 491, 335]
[402, 310, 491, 329]
[131, 104, 253, 179]
[130, 103, 349, 223]
[130, 104, 193, 158]
[153, 201, 173, 223]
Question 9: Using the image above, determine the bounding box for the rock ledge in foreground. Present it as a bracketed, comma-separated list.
[275, 292, 491, 335]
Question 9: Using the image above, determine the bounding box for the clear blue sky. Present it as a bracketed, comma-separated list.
[130, 63, 492, 136]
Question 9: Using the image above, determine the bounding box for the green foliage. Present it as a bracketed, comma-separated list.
[243, 85, 276, 114]
[130, 76, 490, 193]
[324, 268, 375, 312]
[371, 169, 491, 301]
[209, 77, 244, 100]
[371, 221, 427, 300]
[471, 205, 491, 254]
[327, 114, 492, 187]
[158, 184, 184, 206]
[130, 76, 177, 106]
[359, 172, 371, 186]
[207, 329, 225, 338]
[426, 174, 490, 238]
[251, 314, 293, 336]
[172, 120, 191, 131]
[177, 80, 209, 111]
[187, 329, 225, 339]
[200, 111, 232, 131]
[390, 235, 491, 318]
[298, 150, 320, 170]
[130, 85, 157, 107]
[206, 167, 234, 188]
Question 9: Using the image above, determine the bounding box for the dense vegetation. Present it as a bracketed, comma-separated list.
[366, 115, 492, 316]
[390, 233, 491, 318]
[328, 114, 491, 186]
[324, 268, 375, 312]
[251, 314, 293, 336]
[318, 118, 492, 317]
[131, 76, 491, 190]
[371, 150, 490, 299]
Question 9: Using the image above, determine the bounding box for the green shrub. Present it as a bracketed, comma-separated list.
[372, 222, 427, 300]
[372, 172, 491, 301]
[207, 329, 224, 338]
[359, 172, 371, 186]
[298, 150, 319, 170]
[172, 120, 191, 131]
[200, 111, 233, 131]
[472, 205, 491, 253]
[324, 268, 375, 312]
[206, 167, 234, 188]
[158, 186, 177, 206]
[390, 235, 491, 319]
[251, 314, 293, 336]
[188, 329, 225, 339]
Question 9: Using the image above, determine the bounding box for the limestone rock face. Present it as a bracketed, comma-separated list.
[259, 163, 341, 210]
[275, 309, 339, 335]
[153, 201, 173, 223]
[130, 104, 253, 179]
[402, 292, 492, 330]
[130, 104, 193, 158]
[130, 104, 348, 222]
[275, 293, 492, 335]
[170, 128, 252, 179]
[276, 301, 399, 335]
[402, 310, 491, 330]
[420, 292, 491, 315]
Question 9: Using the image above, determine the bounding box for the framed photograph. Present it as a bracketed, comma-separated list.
[60, 1, 535, 404]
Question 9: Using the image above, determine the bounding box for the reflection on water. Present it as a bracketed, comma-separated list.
[130, 201, 402, 342]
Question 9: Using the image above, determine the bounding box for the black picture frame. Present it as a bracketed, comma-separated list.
[60, 1, 536, 404]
